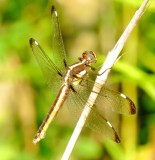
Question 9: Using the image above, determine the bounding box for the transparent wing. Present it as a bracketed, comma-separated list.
[66, 81, 120, 143]
[50, 6, 67, 72]
[65, 76, 136, 143]
[29, 6, 67, 89]
[29, 38, 63, 90]
[95, 83, 136, 115]
[78, 78, 136, 115]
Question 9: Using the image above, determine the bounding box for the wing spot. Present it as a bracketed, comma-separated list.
[54, 11, 58, 17]
[107, 120, 112, 128]
[34, 41, 39, 45]
[120, 93, 127, 99]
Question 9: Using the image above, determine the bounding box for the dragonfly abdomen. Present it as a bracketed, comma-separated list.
[33, 85, 70, 144]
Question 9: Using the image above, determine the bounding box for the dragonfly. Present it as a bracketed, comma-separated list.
[29, 5, 136, 144]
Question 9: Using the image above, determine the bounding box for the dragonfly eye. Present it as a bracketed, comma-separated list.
[82, 51, 97, 64]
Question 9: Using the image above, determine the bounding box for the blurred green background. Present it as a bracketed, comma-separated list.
[0, 0, 155, 159]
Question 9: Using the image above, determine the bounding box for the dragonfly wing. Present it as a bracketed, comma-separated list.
[66, 76, 136, 142]
[29, 38, 63, 90]
[76, 78, 136, 115]
[50, 6, 67, 72]
[66, 80, 120, 143]
[86, 104, 120, 143]
[94, 82, 136, 115]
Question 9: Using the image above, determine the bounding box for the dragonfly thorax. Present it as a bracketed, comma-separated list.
[64, 51, 96, 86]
[64, 63, 87, 86]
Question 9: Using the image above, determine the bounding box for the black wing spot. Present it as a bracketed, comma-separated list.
[29, 38, 35, 46]
[51, 5, 58, 17]
[51, 5, 56, 14]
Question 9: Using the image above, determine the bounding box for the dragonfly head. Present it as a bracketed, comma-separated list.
[81, 51, 97, 65]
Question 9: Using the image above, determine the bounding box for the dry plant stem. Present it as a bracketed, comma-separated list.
[61, 0, 149, 160]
